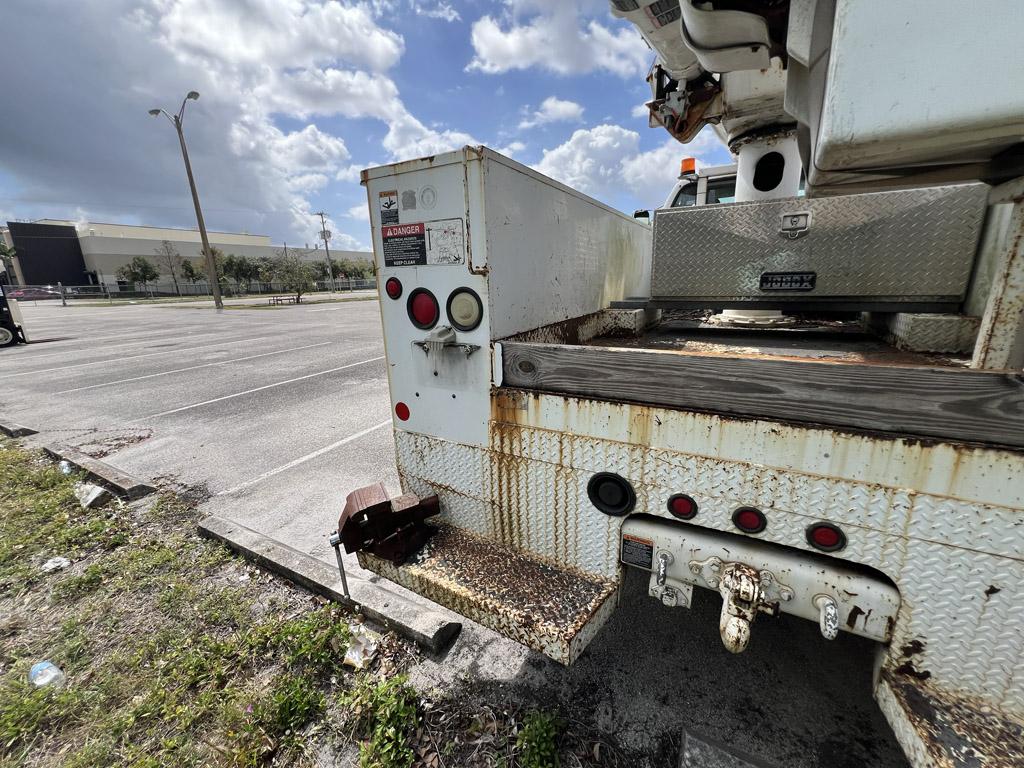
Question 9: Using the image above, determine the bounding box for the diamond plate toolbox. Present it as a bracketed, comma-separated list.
[651, 182, 989, 304]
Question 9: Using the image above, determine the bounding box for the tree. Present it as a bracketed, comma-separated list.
[223, 254, 259, 293]
[153, 240, 183, 296]
[116, 256, 160, 291]
[181, 259, 202, 283]
[268, 250, 317, 303]
[0, 242, 16, 285]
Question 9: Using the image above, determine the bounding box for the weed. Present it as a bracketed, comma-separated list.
[517, 711, 562, 768]
[342, 675, 419, 768]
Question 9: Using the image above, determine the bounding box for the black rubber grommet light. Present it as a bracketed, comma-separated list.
[732, 506, 767, 534]
[666, 493, 698, 520]
[406, 288, 439, 330]
[445, 286, 483, 332]
[805, 522, 847, 552]
[587, 473, 636, 517]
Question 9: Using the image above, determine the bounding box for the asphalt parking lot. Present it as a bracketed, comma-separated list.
[1, 297, 909, 767]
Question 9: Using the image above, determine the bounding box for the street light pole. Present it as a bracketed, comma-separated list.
[314, 211, 335, 291]
[149, 92, 223, 310]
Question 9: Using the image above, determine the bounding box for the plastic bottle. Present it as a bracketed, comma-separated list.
[29, 661, 65, 688]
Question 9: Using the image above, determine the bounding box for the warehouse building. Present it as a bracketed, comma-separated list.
[2, 219, 370, 288]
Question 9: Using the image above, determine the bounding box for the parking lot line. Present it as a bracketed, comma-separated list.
[0, 335, 276, 379]
[53, 340, 338, 394]
[3, 328, 230, 362]
[217, 419, 392, 496]
[138, 355, 386, 420]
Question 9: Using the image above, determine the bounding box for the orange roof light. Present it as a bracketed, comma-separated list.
[680, 157, 697, 174]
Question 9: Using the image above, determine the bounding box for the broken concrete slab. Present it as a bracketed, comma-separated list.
[198, 514, 461, 654]
[74, 482, 112, 509]
[42, 444, 156, 500]
[0, 419, 38, 438]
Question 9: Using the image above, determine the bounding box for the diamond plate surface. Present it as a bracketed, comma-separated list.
[394, 412, 1024, 711]
[870, 312, 981, 353]
[651, 183, 988, 300]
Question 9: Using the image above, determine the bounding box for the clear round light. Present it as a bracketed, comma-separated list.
[447, 288, 482, 331]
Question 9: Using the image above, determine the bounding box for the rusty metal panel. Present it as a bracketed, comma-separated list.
[972, 188, 1024, 371]
[356, 524, 618, 665]
[393, 391, 1024, 714]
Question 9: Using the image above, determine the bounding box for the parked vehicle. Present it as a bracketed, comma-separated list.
[6, 287, 60, 300]
[0, 292, 27, 347]
[339, 4, 1024, 767]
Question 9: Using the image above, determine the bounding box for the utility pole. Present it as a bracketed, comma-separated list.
[314, 211, 336, 291]
[149, 92, 223, 310]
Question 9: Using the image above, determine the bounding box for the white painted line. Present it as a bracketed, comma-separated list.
[53, 340, 336, 394]
[139, 355, 385, 420]
[217, 419, 392, 496]
[0, 335, 276, 379]
[2, 328, 225, 361]
[308, 306, 348, 312]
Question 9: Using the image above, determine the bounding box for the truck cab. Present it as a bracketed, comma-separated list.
[664, 162, 737, 208]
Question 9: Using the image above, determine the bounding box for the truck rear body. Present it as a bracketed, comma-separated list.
[358, 147, 1024, 767]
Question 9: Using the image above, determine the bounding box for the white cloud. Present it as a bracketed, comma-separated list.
[347, 203, 370, 221]
[519, 96, 584, 129]
[381, 113, 477, 160]
[412, 1, 460, 21]
[468, 1, 649, 77]
[535, 125, 725, 207]
[631, 103, 649, 119]
[494, 141, 526, 158]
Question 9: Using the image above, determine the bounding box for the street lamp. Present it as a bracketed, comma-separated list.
[148, 91, 223, 310]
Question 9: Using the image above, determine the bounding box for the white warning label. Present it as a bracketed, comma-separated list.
[379, 190, 399, 225]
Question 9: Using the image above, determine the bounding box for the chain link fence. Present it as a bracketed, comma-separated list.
[2, 279, 377, 303]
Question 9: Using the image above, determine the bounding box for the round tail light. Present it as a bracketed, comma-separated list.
[385, 277, 402, 299]
[732, 506, 766, 534]
[667, 493, 698, 520]
[446, 287, 483, 331]
[407, 288, 439, 329]
[807, 522, 846, 552]
[587, 473, 636, 517]
[395, 402, 410, 421]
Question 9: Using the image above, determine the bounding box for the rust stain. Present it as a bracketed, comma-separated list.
[358, 523, 617, 664]
[884, 670, 1024, 767]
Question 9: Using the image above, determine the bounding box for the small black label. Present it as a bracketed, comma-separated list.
[760, 271, 817, 291]
[621, 534, 654, 569]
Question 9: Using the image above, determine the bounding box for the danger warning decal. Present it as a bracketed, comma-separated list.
[620, 534, 654, 569]
[382, 218, 465, 267]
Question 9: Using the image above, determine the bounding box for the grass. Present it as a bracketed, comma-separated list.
[0, 440, 621, 767]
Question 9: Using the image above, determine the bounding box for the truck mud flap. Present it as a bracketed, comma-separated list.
[356, 523, 618, 665]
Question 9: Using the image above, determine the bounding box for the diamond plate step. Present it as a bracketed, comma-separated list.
[680, 732, 776, 768]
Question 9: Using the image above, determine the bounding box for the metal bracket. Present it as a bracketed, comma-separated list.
[412, 325, 479, 358]
[779, 210, 811, 239]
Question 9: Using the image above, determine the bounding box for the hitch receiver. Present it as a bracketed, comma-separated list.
[338, 482, 440, 565]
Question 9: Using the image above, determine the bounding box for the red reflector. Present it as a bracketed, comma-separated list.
[385, 277, 402, 299]
[807, 523, 846, 552]
[395, 402, 410, 421]
[733, 507, 766, 533]
[408, 289, 439, 329]
[667, 493, 697, 520]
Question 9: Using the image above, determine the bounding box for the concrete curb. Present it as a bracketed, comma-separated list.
[0, 420, 38, 438]
[42, 444, 157, 500]
[198, 515, 462, 654]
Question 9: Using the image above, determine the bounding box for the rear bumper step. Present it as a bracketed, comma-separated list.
[357, 523, 618, 665]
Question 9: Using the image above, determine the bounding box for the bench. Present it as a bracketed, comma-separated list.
[269, 295, 298, 305]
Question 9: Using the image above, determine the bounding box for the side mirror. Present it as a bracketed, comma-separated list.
[633, 209, 650, 219]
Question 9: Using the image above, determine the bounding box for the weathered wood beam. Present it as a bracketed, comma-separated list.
[501, 342, 1024, 449]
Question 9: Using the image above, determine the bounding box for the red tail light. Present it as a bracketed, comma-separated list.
[667, 493, 698, 520]
[385, 277, 402, 299]
[732, 507, 766, 534]
[407, 289, 439, 329]
[395, 402, 410, 421]
[807, 522, 846, 552]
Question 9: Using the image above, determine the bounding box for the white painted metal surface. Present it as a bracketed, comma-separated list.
[361, 147, 652, 448]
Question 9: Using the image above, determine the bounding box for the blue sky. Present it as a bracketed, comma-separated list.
[0, 0, 731, 251]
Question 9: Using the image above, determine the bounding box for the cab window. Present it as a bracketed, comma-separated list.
[671, 181, 698, 207]
[706, 177, 736, 205]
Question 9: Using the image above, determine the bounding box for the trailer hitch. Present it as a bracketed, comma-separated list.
[336, 482, 441, 566]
